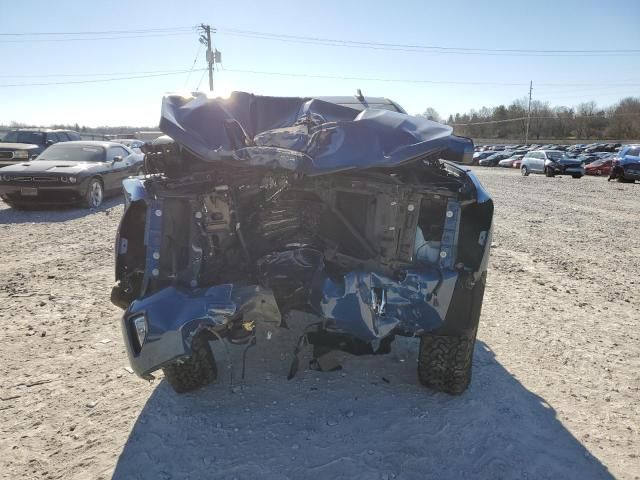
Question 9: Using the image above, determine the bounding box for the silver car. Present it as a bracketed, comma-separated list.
[521, 150, 585, 178]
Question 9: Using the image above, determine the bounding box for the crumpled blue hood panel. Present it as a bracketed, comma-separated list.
[159, 91, 472, 174]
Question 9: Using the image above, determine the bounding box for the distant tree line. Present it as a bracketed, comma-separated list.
[0, 122, 158, 136]
[420, 97, 640, 141]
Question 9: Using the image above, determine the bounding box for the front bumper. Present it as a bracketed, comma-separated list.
[121, 266, 461, 378]
[549, 164, 585, 175]
[121, 284, 281, 378]
[0, 182, 88, 205]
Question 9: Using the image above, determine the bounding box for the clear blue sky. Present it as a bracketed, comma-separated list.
[2, 0, 639, 127]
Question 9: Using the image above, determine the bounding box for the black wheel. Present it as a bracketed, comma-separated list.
[571, 174, 583, 179]
[617, 177, 634, 183]
[545, 167, 555, 177]
[418, 331, 477, 395]
[83, 178, 104, 208]
[162, 334, 218, 393]
[521, 166, 529, 176]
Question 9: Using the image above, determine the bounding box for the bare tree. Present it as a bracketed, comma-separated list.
[419, 107, 441, 123]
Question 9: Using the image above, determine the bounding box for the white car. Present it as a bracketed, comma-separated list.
[521, 150, 584, 178]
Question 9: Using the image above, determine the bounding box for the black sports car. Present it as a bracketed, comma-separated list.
[0, 141, 143, 209]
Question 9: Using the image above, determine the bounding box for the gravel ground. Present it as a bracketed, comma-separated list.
[0, 168, 638, 480]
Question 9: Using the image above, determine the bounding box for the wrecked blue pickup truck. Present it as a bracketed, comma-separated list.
[111, 91, 493, 395]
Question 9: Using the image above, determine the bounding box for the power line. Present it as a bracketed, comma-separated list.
[0, 69, 207, 87]
[0, 27, 194, 36]
[537, 91, 640, 101]
[1, 67, 638, 89]
[1, 68, 638, 88]
[183, 45, 203, 89]
[534, 84, 640, 94]
[195, 69, 208, 91]
[0, 68, 199, 78]
[3, 24, 636, 56]
[1, 25, 636, 55]
[0, 32, 194, 43]
[221, 67, 528, 86]
[218, 28, 640, 57]
[222, 67, 640, 89]
[2, 65, 639, 94]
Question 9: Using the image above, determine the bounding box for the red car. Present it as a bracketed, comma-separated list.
[585, 158, 612, 176]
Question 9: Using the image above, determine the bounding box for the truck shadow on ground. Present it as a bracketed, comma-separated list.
[0, 197, 122, 224]
[113, 334, 613, 480]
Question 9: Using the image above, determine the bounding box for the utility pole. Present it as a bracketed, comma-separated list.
[524, 80, 533, 145]
[198, 24, 216, 91]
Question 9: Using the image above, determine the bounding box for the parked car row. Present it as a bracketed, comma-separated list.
[475, 142, 622, 155]
[474, 142, 640, 182]
[0, 134, 145, 208]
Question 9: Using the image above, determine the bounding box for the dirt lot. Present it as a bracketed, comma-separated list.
[0, 168, 638, 480]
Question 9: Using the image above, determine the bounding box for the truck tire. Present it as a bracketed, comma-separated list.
[163, 334, 218, 393]
[418, 330, 477, 395]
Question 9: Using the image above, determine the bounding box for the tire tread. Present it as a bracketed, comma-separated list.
[418, 333, 475, 395]
[162, 335, 217, 393]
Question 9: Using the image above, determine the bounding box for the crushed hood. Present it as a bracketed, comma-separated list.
[159, 91, 473, 174]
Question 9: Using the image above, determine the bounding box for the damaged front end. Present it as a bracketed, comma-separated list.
[112, 92, 493, 394]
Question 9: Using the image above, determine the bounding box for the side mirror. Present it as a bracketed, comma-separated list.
[112, 156, 123, 163]
[46, 140, 54, 146]
[30, 154, 38, 161]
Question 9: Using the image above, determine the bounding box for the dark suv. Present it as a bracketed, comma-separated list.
[111, 92, 493, 396]
[0, 129, 81, 166]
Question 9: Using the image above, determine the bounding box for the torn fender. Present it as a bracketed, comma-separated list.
[122, 284, 280, 378]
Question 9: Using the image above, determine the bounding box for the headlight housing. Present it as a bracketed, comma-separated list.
[60, 175, 77, 183]
[13, 150, 28, 159]
[132, 315, 147, 349]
